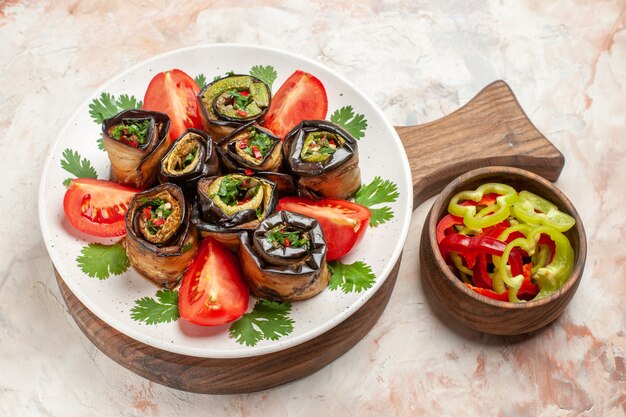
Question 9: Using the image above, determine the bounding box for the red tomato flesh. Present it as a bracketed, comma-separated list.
[277, 197, 371, 261]
[143, 69, 203, 142]
[63, 178, 139, 237]
[178, 238, 249, 326]
[264, 70, 328, 138]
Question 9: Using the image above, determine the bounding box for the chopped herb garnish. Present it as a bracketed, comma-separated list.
[266, 225, 310, 249]
[182, 241, 193, 253]
[228, 89, 253, 113]
[109, 119, 150, 147]
[141, 199, 172, 235]
[182, 148, 198, 168]
[301, 131, 339, 163]
[239, 128, 273, 160]
[215, 176, 259, 206]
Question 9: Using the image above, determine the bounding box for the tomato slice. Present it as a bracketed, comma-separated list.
[63, 178, 139, 237]
[143, 69, 203, 142]
[178, 238, 249, 326]
[264, 70, 328, 138]
[277, 197, 371, 261]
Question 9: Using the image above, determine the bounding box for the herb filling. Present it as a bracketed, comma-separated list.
[214, 175, 261, 207]
[141, 199, 173, 235]
[236, 127, 273, 161]
[109, 119, 150, 148]
[266, 225, 310, 249]
[215, 89, 262, 119]
[301, 131, 342, 163]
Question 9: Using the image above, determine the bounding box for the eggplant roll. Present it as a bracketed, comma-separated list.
[102, 109, 171, 189]
[193, 174, 277, 250]
[238, 210, 329, 301]
[158, 128, 220, 199]
[217, 122, 283, 172]
[197, 74, 271, 140]
[283, 120, 361, 199]
[125, 183, 198, 288]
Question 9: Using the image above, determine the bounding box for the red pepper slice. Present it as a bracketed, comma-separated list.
[538, 234, 556, 263]
[251, 145, 263, 160]
[518, 263, 539, 300]
[436, 214, 464, 244]
[439, 234, 523, 275]
[460, 193, 500, 207]
[237, 109, 248, 117]
[464, 283, 509, 301]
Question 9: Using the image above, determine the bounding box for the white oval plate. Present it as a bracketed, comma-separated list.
[39, 44, 413, 358]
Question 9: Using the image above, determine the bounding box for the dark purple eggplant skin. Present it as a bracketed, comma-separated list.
[102, 109, 170, 151]
[197, 74, 272, 129]
[216, 122, 283, 172]
[238, 210, 329, 301]
[158, 128, 220, 200]
[124, 183, 199, 288]
[282, 120, 358, 176]
[282, 120, 361, 199]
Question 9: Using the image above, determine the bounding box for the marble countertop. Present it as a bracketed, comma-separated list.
[1, 1, 624, 416]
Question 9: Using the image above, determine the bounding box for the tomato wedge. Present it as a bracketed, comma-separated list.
[63, 178, 139, 237]
[277, 197, 370, 261]
[143, 69, 203, 142]
[178, 238, 249, 326]
[264, 70, 328, 138]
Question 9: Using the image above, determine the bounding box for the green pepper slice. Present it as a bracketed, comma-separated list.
[512, 191, 576, 232]
[496, 225, 574, 301]
[448, 183, 519, 229]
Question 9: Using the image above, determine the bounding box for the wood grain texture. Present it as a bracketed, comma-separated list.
[56, 256, 401, 394]
[396, 80, 565, 207]
[419, 167, 586, 335]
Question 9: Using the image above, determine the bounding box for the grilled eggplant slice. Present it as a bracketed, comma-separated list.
[158, 128, 220, 199]
[283, 120, 361, 199]
[197, 74, 271, 140]
[217, 122, 282, 172]
[125, 183, 198, 288]
[102, 109, 171, 189]
[193, 174, 277, 250]
[238, 210, 329, 301]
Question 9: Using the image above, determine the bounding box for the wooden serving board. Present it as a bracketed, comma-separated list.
[56, 80, 565, 394]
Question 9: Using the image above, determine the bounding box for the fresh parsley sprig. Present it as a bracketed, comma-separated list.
[194, 73, 207, 88]
[131, 290, 180, 325]
[328, 260, 376, 293]
[229, 299, 294, 346]
[330, 106, 368, 139]
[76, 243, 129, 280]
[88, 92, 142, 124]
[61, 148, 98, 187]
[250, 65, 277, 89]
[354, 176, 399, 227]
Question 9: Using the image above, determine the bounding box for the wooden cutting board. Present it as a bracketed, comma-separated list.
[56, 80, 565, 394]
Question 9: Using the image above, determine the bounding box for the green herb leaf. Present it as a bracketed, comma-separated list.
[182, 242, 193, 253]
[130, 289, 180, 325]
[194, 73, 207, 88]
[88, 92, 143, 124]
[328, 260, 376, 293]
[229, 299, 294, 346]
[330, 105, 368, 139]
[97, 136, 105, 151]
[250, 65, 277, 89]
[354, 176, 399, 227]
[60, 148, 98, 186]
[76, 243, 129, 280]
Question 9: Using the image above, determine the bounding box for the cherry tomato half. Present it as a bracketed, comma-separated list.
[264, 70, 328, 138]
[63, 178, 139, 237]
[277, 197, 371, 261]
[178, 238, 249, 326]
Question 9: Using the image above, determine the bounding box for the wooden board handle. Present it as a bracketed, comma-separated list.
[396, 80, 564, 207]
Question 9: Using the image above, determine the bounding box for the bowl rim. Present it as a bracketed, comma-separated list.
[426, 165, 587, 310]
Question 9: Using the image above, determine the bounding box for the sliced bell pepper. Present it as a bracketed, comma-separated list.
[512, 190, 576, 232]
[436, 214, 464, 244]
[448, 183, 519, 229]
[496, 225, 574, 301]
[464, 283, 509, 301]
